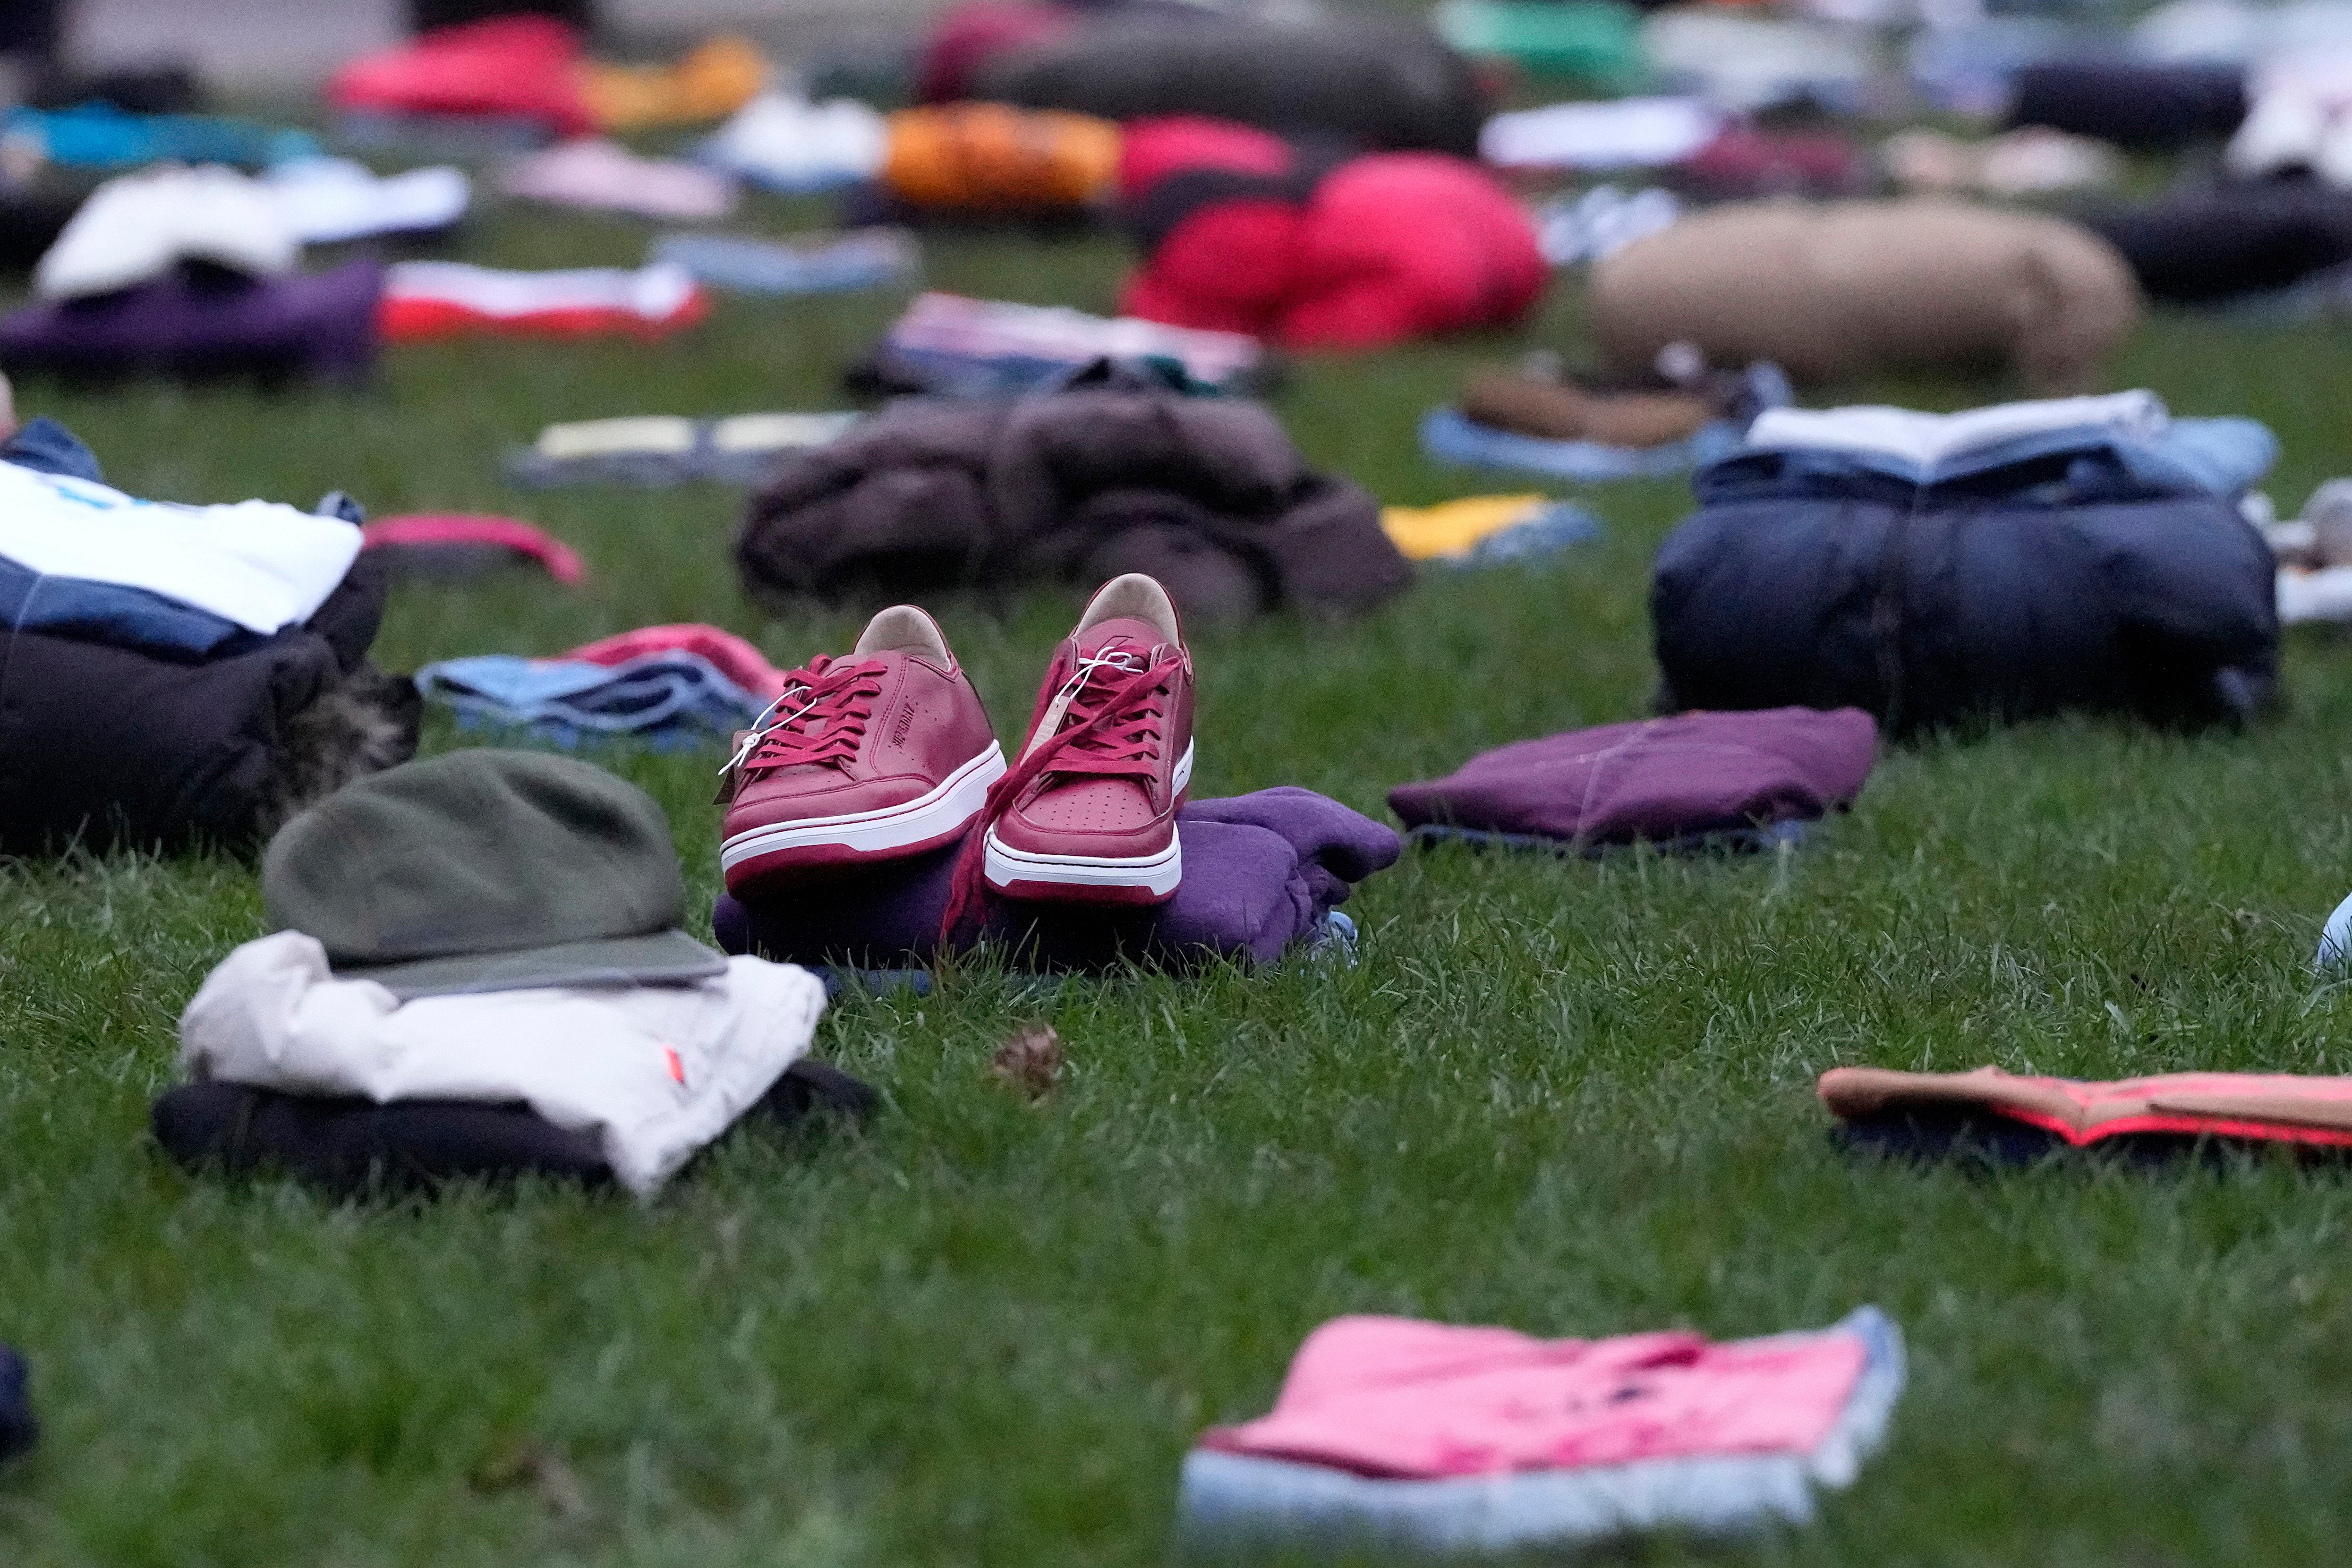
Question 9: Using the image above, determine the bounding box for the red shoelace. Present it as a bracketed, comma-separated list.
[939, 641, 1184, 939]
[722, 655, 887, 784]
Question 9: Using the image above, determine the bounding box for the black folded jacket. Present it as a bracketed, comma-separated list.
[151, 1061, 879, 1195]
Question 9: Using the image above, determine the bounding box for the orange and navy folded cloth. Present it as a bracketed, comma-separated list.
[1821, 1066, 2352, 1160]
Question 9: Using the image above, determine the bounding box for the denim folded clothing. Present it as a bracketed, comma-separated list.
[1179, 1307, 1903, 1560]
[506, 411, 861, 487]
[1654, 408, 2280, 734]
[651, 228, 918, 295]
[1392, 709, 1876, 851]
[2, 102, 318, 169]
[415, 649, 773, 750]
[713, 787, 1400, 972]
[856, 290, 1265, 398]
[152, 1059, 877, 1195]
[1740, 393, 2278, 498]
[1380, 496, 1602, 566]
[1422, 406, 1747, 483]
[1824, 1065, 2352, 1166]
[360, 514, 585, 586]
[0, 457, 364, 636]
[0, 259, 384, 385]
[0, 1348, 33, 1464]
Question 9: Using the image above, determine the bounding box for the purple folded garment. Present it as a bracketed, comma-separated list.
[0, 259, 384, 384]
[712, 786, 1400, 971]
[1389, 707, 1877, 848]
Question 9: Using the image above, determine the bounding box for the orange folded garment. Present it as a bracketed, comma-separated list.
[579, 35, 767, 131]
[1820, 1065, 2352, 1149]
[881, 103, 1121, 212]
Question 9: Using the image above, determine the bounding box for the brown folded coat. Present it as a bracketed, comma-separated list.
[1588, 199, 2142, 392]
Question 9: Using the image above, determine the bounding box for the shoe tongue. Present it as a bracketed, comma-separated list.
[1077, 617, 1165, 661]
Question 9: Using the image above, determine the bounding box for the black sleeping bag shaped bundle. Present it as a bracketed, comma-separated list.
[0, 512, 419, 859]
[1650, 444, 2279, 737]
[972, 17, 1487, 158]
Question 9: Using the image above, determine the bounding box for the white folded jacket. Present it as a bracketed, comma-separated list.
[179, 931, 828, 1196]
[0, 460, 360, 634]
[1746, 392, 2171, 469]
[36, 164, 299, 301]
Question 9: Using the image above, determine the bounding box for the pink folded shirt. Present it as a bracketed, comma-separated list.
[501, 138, 739, 222]
[1200, 1314, 1871, 1480]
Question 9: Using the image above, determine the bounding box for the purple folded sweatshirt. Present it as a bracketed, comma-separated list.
[0, 260, 384, 384]
[1389, 707, 1877, 849]
[712, 787, 1400, 971]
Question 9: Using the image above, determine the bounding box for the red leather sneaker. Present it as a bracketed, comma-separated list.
[719, 605, 1003, 896]
[947, 574, 1194, 924]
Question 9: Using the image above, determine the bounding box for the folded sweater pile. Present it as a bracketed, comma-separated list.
[736, 383, 1410, 621]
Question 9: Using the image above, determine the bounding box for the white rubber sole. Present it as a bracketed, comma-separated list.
[980, 741, 1194, 900]
[721, 743, 1006, 874]
[982, 832, 1184, 900]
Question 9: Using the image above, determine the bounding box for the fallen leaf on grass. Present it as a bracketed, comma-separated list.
[990, 1025, 1063, 1100]
[470, 1440, 592, 1521]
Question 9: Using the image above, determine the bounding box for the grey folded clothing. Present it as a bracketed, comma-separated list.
[506, 411, 862, 488]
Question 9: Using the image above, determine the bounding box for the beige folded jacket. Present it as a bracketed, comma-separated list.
[1588, 199, 2142, 392]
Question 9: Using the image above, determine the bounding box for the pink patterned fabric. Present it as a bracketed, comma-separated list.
[1201, 1315, 1871, 1480]
[563, 624, 788, 701]
[361, 514, 585, 586]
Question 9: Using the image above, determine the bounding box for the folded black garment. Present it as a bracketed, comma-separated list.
[0, 1347, 34, 1464]
[150, 1061, 878, 1195]
[2006, 61, 2246, 151]
[973, 17, 1484, 157]
[2078, 183, 2352, 303]
[1832, 1105, 2346, 1168]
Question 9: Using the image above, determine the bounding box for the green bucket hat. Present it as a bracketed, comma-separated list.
[262, 749, 727, 999]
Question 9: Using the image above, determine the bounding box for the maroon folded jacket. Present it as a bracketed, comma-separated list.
[1388, 707, 1877, 848]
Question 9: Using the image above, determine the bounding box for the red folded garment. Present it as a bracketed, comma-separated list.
[563, 623, 788, 701]
[1117, 116, 1295, 202]
[329, 16, 593, 137]
[361, 514, 585, 586]
[1122, 144, 1545, 351]
[378, 262, 708, 343]
[1820, 1066, 2352, 1149]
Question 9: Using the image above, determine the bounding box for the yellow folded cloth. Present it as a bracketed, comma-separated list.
[581, 35, 768, 131]
[1381, 494, 1550, 561]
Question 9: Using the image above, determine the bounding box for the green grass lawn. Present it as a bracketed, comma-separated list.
[11, 165, 2352, 1567]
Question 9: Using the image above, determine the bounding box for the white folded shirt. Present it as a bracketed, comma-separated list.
[1480, 98, 1721, 170]
[1746, 392, 2171, 469]
[263, 157, 472, 245]
[179, 931, 829, 1196]
[0, 460, 360, 634]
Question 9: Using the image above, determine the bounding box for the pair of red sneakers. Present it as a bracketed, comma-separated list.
[718, 574, 1195, 915]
